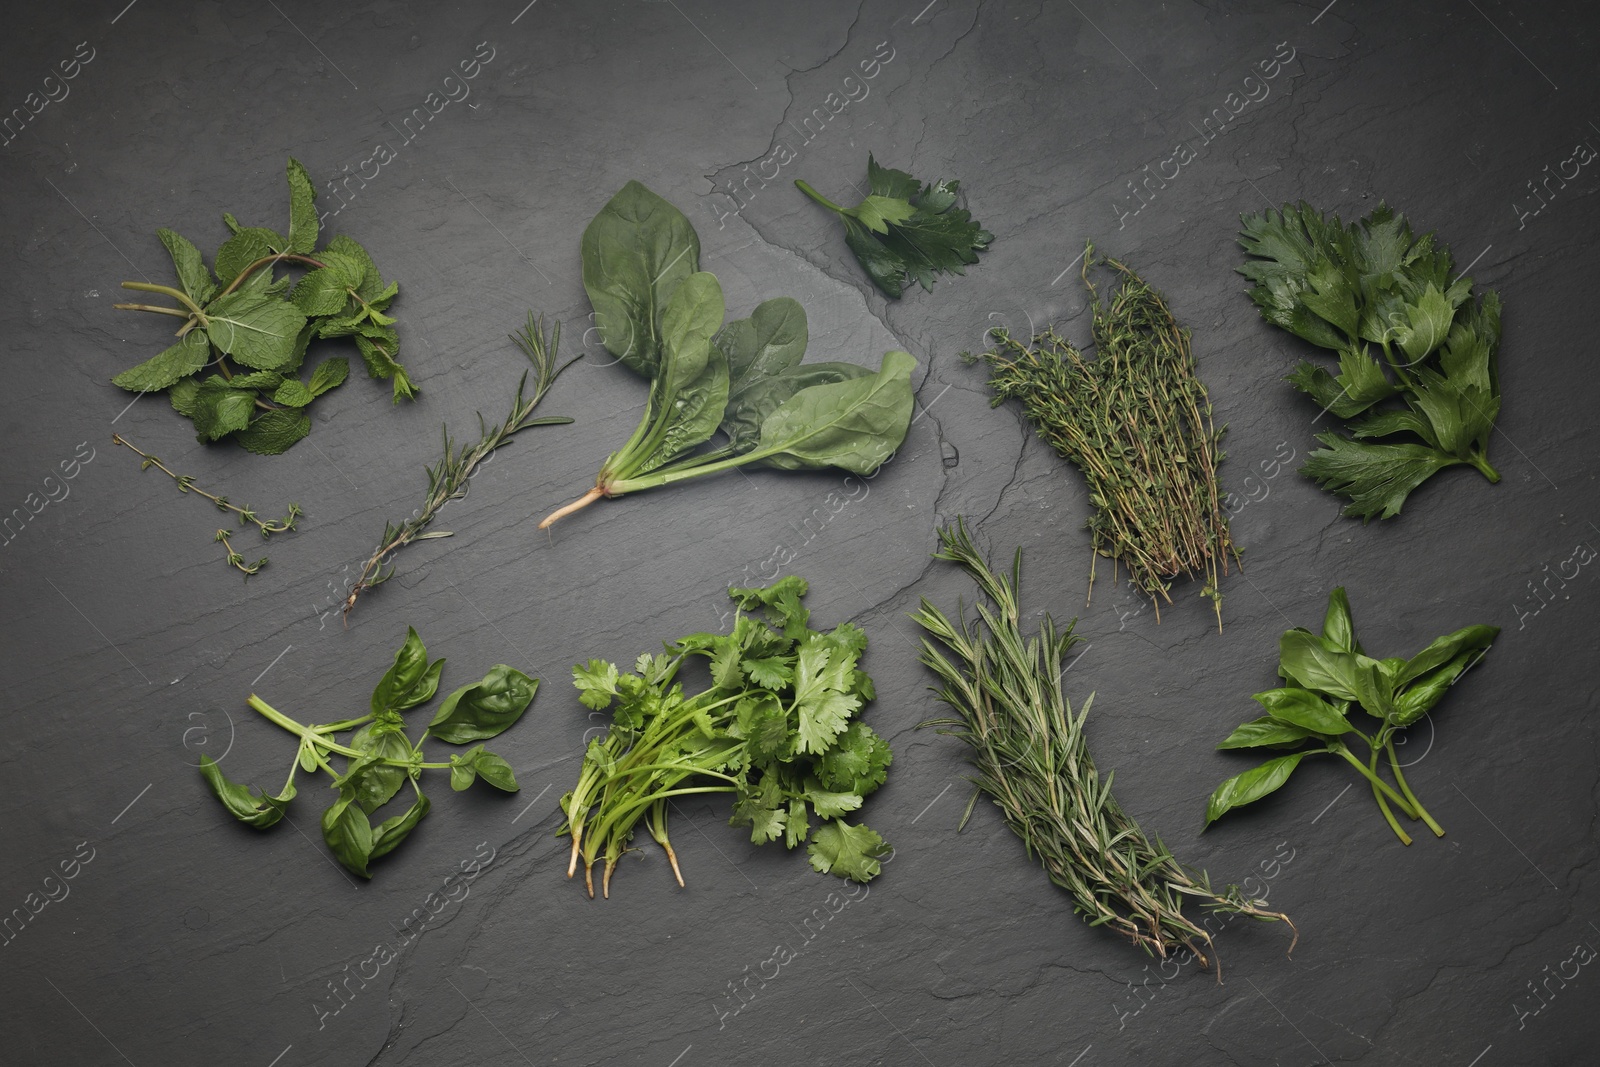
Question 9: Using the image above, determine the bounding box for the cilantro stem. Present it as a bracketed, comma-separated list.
[792, 179, 847, 215]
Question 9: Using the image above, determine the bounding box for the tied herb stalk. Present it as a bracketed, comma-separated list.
[343, 315, 575, 617]
[112, 432, 300, 576]
[969, 247, 1235, 628]
[912, 521, 1295, 977]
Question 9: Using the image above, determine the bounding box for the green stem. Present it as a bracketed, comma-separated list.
[248, 695, 366, 757]
[112, 302, 193, 319]
[1364, 740, 1412, 846]
[120, 281, 206, 320]
[1466, 449, 1501, 484]
[1329, 743, 1419, 819]
[1385, 737, 1445, 837]
[793, 179, 847, 215]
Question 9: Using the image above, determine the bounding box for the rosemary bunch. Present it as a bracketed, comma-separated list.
[343, 314, 575, 616]
[969, 245, 1234, 628]
[912, 521, 1295, 978]
[112, 432, 300, 575]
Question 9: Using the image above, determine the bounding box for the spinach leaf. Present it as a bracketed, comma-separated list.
[754, 350, 916, 473]
[581, 180, 701, 376]
[721, 362, 872, 453]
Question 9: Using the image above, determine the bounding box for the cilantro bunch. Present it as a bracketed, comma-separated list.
[111, 157, 416, 455]
[200, 628, 538, 877]
[561, 576, 893, 897]
[796, 155, 992, 298]
[1237, 202, 1502, 519]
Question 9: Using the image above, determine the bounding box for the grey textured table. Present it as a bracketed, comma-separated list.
[3, 2, 1596, 1064]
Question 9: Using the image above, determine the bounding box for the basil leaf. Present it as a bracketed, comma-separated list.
[1217, 716, 1316, 750]
[347, 722, 415, 814]
[320, 785, 374, 878]
[1204, 752, 1312, 827]
[1277, 629, 1361, 701]
[754, 349, 916, 474]
[581, 180, 701, 376]
[368, 786, 430, 861]
[449, 745, 520, 792]
[1391, 649, 1483, 726]
[1253, 688, 1352, 735]
[1320, 586, 1358, 653]
[370, 627, 444, 715]
[427, 665, 539, 744]
[1350, 658, 1398, 722]
[198, 756, 295, 829]
[1395, 624, 1499, 687]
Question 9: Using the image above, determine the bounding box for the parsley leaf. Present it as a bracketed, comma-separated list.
[1238, 201, 1503, 520]
[797, 155, 993, 298]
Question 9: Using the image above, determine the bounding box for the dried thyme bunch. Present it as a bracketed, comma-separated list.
[912, 521, 1295, 978]
[968, 246, 1234, 628]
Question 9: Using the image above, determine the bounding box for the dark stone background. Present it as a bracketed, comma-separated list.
[2, 1, 1595, 1064]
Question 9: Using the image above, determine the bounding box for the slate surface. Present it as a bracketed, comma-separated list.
[2, 1, 1597, 1064]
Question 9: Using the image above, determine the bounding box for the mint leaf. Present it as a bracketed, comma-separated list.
[205, 291, 308, 370]
[191, 381, 258, 440]
[157, 228, 216, 305]
[285, 157, 318, 256]
[235, 409, 311, 455]
[307, 356, 349, 398]
[111, 330, 210, 392]
[806, 819, 889, 882]
[215, 226, 284, 285]
[168, 377, 201, 416]
[291, 266, 355, 316]
[228, 369, 285, 389]
[272, 379, 314, 408]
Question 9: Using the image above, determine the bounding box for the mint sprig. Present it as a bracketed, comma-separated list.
[111, 158, 416, 455]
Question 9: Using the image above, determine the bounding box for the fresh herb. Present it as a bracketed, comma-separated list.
[969, 247, 1235, 628]
[795, 155, 992, 298]
[112, 432, 300, 576]
[1237, 201, 1503, 519]
[200, 628, 537, 877]
[1204, 587, 1498, 844]
[541, 181, 916, 528]
[343, 315, 575, 617]
[560, 576, 893, 897]
[111, 157, 416, 455]
[912, 521, 1295, 976]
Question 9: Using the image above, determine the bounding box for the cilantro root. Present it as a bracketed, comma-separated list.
[559, 577, 893, 898]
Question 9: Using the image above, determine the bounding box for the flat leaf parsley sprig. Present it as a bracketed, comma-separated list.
[1237, 201, 1503, 519]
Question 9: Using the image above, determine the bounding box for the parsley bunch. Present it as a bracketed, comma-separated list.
[111, 158, 415, 455]
[561, 577, 893, 897]
[796, 155, 992, 298]
[1237, 202, 1502, 519]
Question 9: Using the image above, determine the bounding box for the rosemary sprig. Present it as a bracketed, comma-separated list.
[968, 245, 1235, 629]
[113, 433, 300, 575]
[343, 314, 576, 617]
[912, 521, 1295, 979]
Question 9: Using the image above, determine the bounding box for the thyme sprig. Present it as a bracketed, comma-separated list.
[913, 521, 1295, 979]
[343, 314, 576, 617]
[969, 245, 1235, 629]
[113, 432, 300, 576]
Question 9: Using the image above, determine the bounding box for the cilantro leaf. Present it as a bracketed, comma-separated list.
[806, 819, 889, 882]
[802, 776, 863, 819]
[574, 659, 621, 711]
[791, 635, 860, 755]
[797, 155, 992, 299]
[742, 656, 792, 690]
[816, 722, 892, 795]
